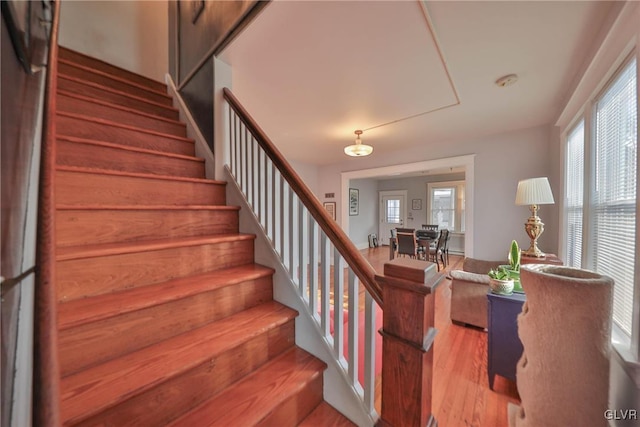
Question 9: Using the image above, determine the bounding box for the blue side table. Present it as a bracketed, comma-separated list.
[487, 291, 526, 390]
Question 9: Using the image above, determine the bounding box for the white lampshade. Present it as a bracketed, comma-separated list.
[515, 177, 555, 206]
[344, 130, 373, 157]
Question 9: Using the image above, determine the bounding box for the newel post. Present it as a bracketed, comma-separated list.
[375, 258, 444, 427]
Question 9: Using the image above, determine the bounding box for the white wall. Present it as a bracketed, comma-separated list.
[347, 178, 378, 249]
[289, 159, 320, 196]
[59, 1, 168, 81]
[318, 124, 556, 260]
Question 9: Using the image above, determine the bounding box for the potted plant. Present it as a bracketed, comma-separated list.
[488, 266, 515, 295]
[500, 240, 522, 292]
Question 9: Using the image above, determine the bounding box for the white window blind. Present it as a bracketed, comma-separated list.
[592, 57, 637, 337]
[427, 180, 466, 233]
[431, 188, 456, 230]
[565, 120, 584, 268]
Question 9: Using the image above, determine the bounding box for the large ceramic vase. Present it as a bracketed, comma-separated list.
[511, 265, 613, 427]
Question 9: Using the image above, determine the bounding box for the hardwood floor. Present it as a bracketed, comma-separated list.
[360, 246, 520, 427]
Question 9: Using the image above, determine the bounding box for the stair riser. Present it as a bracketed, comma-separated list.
[58, 92, 186, 136]
[71, 321, 295, 427]
[56, 139, 204, 180]
[57, 239, 255, 301]
[59, 276, 274, 376]
[257, 374, 324, 427]
[58, 60, 172, 106]
[57, 114, 194, 155]
[56, 170, 225, 206]
[57, 208, 237, 247]
[59, 48, 167, 93]
[58, 76, 178, 120]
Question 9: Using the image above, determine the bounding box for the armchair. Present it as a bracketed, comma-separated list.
[449, 257, 506, 329]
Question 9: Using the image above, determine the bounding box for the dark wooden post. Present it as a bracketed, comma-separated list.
[376, 258, 444, 427]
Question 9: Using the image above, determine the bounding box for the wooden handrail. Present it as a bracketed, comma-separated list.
[223, 88, 383, 307]
[34, 1, 61, 425]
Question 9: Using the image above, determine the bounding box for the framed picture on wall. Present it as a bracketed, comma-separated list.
[412, 199, 422, 210]
[323, 202, 336, 220]
[349, 188, 359, 216]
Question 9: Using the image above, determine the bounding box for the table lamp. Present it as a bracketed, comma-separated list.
[515, 177, 555, 257]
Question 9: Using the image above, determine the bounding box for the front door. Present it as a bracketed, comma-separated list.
[379, 191, 407, 245]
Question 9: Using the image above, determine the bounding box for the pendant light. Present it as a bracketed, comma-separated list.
[344, 130, 373, 157]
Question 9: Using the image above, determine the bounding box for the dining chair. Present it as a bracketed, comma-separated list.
[429, 229, 449, 271]
[421, 224, 439, 240]
[443, 229, 451, 265]
[396, 229, 419, 259]
[390, 228, 397, 252]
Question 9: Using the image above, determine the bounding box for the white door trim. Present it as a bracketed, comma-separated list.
[379, 190, 408, 245]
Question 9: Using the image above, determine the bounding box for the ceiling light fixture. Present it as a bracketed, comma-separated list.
[344, 130, 373, 157]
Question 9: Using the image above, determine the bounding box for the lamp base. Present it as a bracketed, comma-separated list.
[523, 207, 545, 258]
[522, 246, 545, 258]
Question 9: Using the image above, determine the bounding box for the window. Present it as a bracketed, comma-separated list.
[427, 181, 465, 232]
[564, 120, 584, 268]
[564, 56, 637, 340]
[386, 199, 400, 223]
[592, 57, 637, 337]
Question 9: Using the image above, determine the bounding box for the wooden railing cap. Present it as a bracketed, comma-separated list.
[379, 258, 444, 295]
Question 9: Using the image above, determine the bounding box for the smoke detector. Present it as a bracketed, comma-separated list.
[495, 74, 519, 87]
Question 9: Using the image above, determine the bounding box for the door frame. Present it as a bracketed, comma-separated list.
[341, 155, 475, 258]
[379, 190, 408, 245]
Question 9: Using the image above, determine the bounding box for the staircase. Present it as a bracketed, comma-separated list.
[53, 47, 354, 426]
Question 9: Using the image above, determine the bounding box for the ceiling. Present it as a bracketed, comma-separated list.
[219, 0, 616, 167]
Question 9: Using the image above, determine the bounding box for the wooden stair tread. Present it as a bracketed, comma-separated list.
[299, 402, 357, 427]
[57, 73, 179, 115]
[58, 58, 172, 99]
[56, 234, 256, 261]
[56, 204, 239, 211]
[58, 47, 167, 92]
[57, 89, 186, 127]
[168, 347, 326, 427]
[58, 264, 275, 330]
[57, 135, 203, 162]
[56, 164, 223, 185]
[56, 111, 193, 143]
[60, 302, 298, 425]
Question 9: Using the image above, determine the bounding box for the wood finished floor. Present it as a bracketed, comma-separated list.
[360, 246, 520, 427]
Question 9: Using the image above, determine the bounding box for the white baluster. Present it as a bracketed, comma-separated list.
[271, 162, 278, 249]
[309, 219, 319, 318]
[299, 204, 308, 298]
[333, 250, 345, 361]
[289, 190, 298, 282]
[279, 177, 286, 263]
[364, 292, 377, 414]
[348, 269, 359, 386]
[249, 133, 255, 210]
[320, 234, 331, 337]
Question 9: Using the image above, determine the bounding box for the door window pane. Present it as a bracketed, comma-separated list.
[386, 199, 400, 223]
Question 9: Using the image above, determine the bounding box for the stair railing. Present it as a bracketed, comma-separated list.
[223, 88, 382, 418]
[35, 0, 62, 425]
